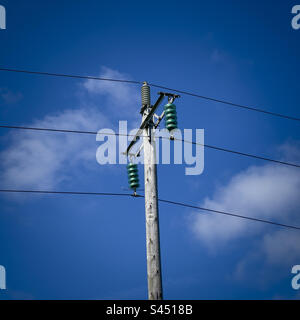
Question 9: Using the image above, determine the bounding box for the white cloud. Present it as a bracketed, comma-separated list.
[83, 66, 139, 119]
[190, 143, 300, 270]
[263, 230, 300, 266]
[0, 67, 139, 191]
[191, 164, 300, 245]
[0, 108, 110, 190]
[0, 88, 23, 104]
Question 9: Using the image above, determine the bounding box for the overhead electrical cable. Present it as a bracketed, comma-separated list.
[0, 188, 299, 231]
[0, 124, 299, 168]
[0, 67, 299, 122]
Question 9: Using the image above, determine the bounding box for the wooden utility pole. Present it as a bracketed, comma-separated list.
[141, 82, 163, 300]
[125, 83, 179, 300]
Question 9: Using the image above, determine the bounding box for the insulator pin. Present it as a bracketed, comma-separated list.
[127, 163, 140, 190]
[164, 103, 178, 131]
[141, 82, 151, 107]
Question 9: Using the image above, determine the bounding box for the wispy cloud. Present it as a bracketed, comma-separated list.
[0, 108, 110, 190]
[0, 67, 137, 191]
[190, 142, 300, 275]
[211, 49, 227, 64]
[0, 88, 23, 105]
[83, 66, 139, 120]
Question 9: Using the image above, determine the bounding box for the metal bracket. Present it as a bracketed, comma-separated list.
[154, 111, 165, 129]
[158, 92, 180, 104]
[124, 92, 164, 155]
[153, 93, 180, 128]
[124, 91, 180, 156]
[135, 143, 144, 157]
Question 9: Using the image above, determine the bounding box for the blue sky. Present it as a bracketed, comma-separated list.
[0, 0, 300, 299]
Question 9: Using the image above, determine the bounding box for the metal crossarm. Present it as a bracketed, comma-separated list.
[125, 92, 165, 155]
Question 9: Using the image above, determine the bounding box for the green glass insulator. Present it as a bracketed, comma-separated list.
[127, 163, 140, 189]
[164, 103, 178, 131]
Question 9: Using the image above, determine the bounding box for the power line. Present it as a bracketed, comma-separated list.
[173, 138, 300, 169]
[157, 198, 300, 231]
[0, 125, 99, 135]
[0, 67, 299, 122]
[149, 83, 300, 122]
[0, 188, 299, 231]
[0, 67, 141, 85]
[1, 124, 300, 169]
[0, 189, 133, 197]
